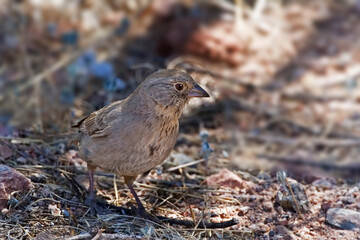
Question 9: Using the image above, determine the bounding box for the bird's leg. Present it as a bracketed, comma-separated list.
[128, 183, 145, 211]
[85, 164, 97, 213]
[124, 176, 160, 223]
[88, 168, 95, 199]
[124, 176, 145, 212]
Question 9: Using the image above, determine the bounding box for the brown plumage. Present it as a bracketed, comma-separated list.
[72, 69, 209, 217]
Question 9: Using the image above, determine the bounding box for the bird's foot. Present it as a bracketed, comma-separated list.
[85, 196, 109, 215]
[135, 206, 161, 224]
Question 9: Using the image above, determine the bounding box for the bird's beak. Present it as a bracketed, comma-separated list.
[188, 84, 210, 98]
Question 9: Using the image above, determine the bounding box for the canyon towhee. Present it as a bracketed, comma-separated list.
[72, 69, 209, 218]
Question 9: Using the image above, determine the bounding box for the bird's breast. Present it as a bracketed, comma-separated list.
[147, 119, 178, 160]
[80, 112, 179, 176]
[113, 117, 178, 176]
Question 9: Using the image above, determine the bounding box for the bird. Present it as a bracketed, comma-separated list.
[71, 69, 209, 218]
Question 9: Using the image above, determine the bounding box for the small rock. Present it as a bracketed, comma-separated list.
[238, 206, 250, 215]
[35, 231, 60, 240]
[276, 206, 284, 214]
[57, 143, 66, 155]
[0, 165, 32, 210]
[65, 150, 86, 168]
[282, 213, 291, 219]
[278, 219, 289, 226]
[222, 150, 229, 158]
[257, 223, 270, 232]
[258, 171, 271, 180]
[173, 153, 194, 165]
[312, 178, 333, 189]
[48, 204, 61, 216]
[276, 178, 309, 213]
[256, 186, 264, 192]
[341, 196, 355, 205]
[269, 230, 276, 237]
[326, 208, 360, 230]
[0, 144, 13, 159]
[206, 168, 247, 189]
[310, 221, 320, 228]
[275, 225, 296, 240]
[348, 186, 359, 195]
[1, 208, 9, 214]
[321, 202, 331, 212]
[263, 201, 273, 212]
[30, 173, 47, 183]
[16, 157, 27, 164]
[264, 217, 273, 224]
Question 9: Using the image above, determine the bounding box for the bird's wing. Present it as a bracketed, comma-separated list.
[72, 106, 112, 138]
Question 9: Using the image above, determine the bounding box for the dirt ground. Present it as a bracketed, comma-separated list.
[1, 0, 360, 239]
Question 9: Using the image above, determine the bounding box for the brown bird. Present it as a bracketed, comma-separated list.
[72, 69, 209, 217]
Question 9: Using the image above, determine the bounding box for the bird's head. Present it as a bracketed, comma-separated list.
[139, 69, 209, 115]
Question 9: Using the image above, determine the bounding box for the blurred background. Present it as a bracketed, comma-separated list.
[1, 0, 360, 182]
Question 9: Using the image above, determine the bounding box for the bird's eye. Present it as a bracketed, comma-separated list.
[175, 83, 184, 91]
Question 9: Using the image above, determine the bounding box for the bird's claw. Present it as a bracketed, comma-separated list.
[85, 196, 109, 215]
[136, 207, 161, 224]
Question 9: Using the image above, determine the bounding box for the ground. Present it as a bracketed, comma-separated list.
[0, 0, 360, 239]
